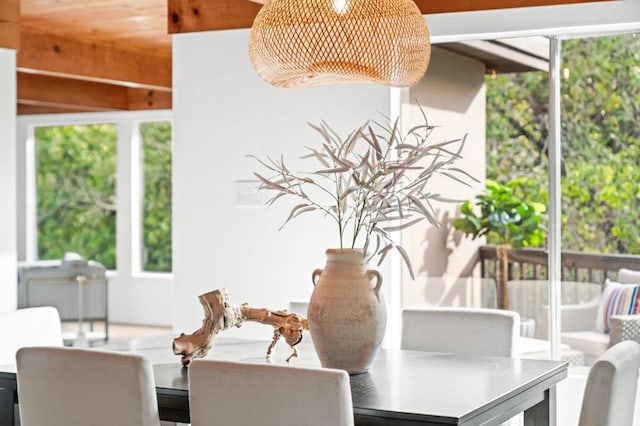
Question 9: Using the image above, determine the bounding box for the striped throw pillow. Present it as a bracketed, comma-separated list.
[595, 279, 640, 333]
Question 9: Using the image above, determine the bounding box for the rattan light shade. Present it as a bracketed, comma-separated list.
[248, 0, 430, 88]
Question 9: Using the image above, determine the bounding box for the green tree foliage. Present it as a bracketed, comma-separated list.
[35, 121, 173, 272]
[486, 33, 640, 254]
[453, 179, 547, 249]
[140, 121, 172, 272]
[36, 124, 117, 268]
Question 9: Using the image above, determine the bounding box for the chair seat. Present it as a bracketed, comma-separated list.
[520, 336, 571, 356]
[561, 331, 610, 358]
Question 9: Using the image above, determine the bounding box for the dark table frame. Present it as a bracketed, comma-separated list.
[0, 341, 567, 426]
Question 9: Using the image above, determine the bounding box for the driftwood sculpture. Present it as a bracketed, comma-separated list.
[172, 288, 309, 366]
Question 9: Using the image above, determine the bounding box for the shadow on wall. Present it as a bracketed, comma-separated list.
[413, 208, 486, 307]
[418, 210, 455, 278]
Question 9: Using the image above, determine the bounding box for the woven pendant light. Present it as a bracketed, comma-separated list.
[248, 0, 430, 88]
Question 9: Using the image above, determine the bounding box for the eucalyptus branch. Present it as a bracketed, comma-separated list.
[251, 110, 474, 279]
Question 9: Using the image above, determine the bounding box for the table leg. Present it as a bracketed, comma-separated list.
[0, 388, 14, 426]
[524, 386, 557, 426]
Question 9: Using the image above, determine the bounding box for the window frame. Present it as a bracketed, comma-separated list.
[18, 110, 173, 279]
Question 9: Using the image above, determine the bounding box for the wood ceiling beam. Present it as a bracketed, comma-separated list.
[0, 0, 19, 49]
[17, 104, 94, 115]
[18, 72, 127, 111]
[17, 27, 172, 90]
[17, 72, 172, 113]
[168, 0, 613, 33]
[168, 0, 262, 33]
[126, 88, 173, 110]
[411, 0, 613, 15]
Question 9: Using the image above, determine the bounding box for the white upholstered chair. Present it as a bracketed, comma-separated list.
[578, 340, 640, 426]
[16, 346, 161, 426]
[401, 307, 520, 357]
[0, 307, 63, 365]
[546, 268, 640, 360]
[507, 279, 602, 340]
[402, 307, 520, 426]
[188, 359, 354, 426]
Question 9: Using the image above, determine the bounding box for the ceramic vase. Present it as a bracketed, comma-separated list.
[307, 248, 387, 374]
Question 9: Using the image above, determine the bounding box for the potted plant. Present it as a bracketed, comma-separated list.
[452, 178, 547, 309]
[252, 112, 474, 373]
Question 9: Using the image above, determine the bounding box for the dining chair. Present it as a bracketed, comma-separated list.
[401, 307, 520, 357]
[0, 307, 63, 365]
[578, 340, 640, 426]
[188, 359, 354, 426]
[16, 346, 161, 426]
[402, 307, 521, 426]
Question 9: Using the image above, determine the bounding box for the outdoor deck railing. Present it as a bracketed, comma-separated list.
[479, 245, 640, 285]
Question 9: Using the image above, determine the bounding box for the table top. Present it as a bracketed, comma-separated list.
[0, 337, 568, 425]
[151, 338, 568, 425]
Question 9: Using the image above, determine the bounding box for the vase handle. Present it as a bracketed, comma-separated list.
[312, 269, 323, 286]
[367, 270, 382, 296]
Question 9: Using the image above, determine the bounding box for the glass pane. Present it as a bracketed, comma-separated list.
[35, 124, 117, 269]
[140, 121, 172, 273]
[486, 32, 640, 367]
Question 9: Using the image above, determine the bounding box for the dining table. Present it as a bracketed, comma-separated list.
[0, 336, 567, 426]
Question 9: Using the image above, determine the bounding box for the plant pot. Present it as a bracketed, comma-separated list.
[307, 248, 387, 374]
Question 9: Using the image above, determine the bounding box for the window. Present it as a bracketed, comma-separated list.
[139, 121, 173, 273]
[35, 124, 117, 269]
[27, 112, 173, 275]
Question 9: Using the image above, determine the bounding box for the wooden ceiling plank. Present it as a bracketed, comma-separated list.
[17, 103, 104, 115]
[0, 22, 19, 50]
[126, 88, 172, 110]
[0, 0, 19, 22]
[168, 0, 262, 33]
[411, 0, 613, 14]
[18, 27, 172, 89]
[17, 72, 172, 114]
[0, 0, 19, 49]
[171, 0, 613, 32]
[17, 72, 129, 111]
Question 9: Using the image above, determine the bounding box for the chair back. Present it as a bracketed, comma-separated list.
[288, 300, 309, 316]
[16, 346, 160, 426]
[401, 307, 520, 357]
[618, 268, 640, 284]
[0, 307, 63, 365]
[578, 340, 640, 426]
[188, 359, 354, 426]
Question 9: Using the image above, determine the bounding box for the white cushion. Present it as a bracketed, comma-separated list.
[595, 279, 640, 333]
[618, 268, 640, 285]
[562, 331, 611, 357]
[519, 337, 571, 357]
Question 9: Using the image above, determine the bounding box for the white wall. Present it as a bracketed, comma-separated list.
[401, 48, 487, 309]
[113, 114, 174, 325]
[172, 29, 391, 339]
[0, 48, 17, 312]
